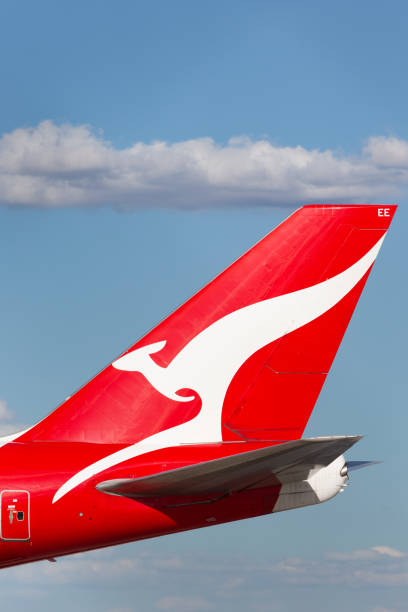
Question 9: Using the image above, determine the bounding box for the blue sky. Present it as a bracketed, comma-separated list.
[0, 1, 407, 611]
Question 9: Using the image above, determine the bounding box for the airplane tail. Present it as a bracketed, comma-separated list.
[19, 204, 396, 446]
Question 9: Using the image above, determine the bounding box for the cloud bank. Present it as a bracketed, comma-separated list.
[0, 121, 407, 209]
[5, 545, 408, 589]
[1, 545, 407, 612]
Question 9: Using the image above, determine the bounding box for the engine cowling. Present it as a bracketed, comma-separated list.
[273, 455, 348, 513]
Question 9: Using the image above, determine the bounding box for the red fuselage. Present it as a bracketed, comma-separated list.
[0, 441, 281, 567]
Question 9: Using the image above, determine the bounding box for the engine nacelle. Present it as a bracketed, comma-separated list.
[273, 455, 348, 513]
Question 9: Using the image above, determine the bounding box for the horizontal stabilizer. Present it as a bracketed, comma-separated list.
[347, 460, 380, 472]
[96, 436, 361, 500]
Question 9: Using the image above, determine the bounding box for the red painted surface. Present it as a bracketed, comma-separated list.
[0, 204, 396, 568]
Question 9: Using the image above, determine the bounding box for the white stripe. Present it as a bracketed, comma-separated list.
[53, 235, 385, 503]
[0, 429, 30, 449]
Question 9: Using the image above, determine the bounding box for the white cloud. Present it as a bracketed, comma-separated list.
[0, 399, 24, 436]
[0, 121, 406, 209]
[372, 546, 407, 559]
[156, 596, 214, 611]
[365, 136, 408, 168]
[371, 608, 402, 612]
[0, 399, 13, 421]
[222, 576, 246, 589]
[328, 546, 407, 561]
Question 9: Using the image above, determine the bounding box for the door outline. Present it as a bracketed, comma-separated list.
[0, 490, 30, 542]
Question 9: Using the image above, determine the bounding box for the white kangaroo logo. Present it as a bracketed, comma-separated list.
[53, 236, 384, 503]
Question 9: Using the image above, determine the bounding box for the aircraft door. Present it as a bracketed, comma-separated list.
[0, 490, 30, 541]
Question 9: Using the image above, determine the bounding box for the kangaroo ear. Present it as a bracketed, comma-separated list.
[112, 341, 167, 371]
[145, 340, 167, 355]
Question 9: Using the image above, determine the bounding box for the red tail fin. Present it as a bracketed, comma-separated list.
[20, 204, 396, 445]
